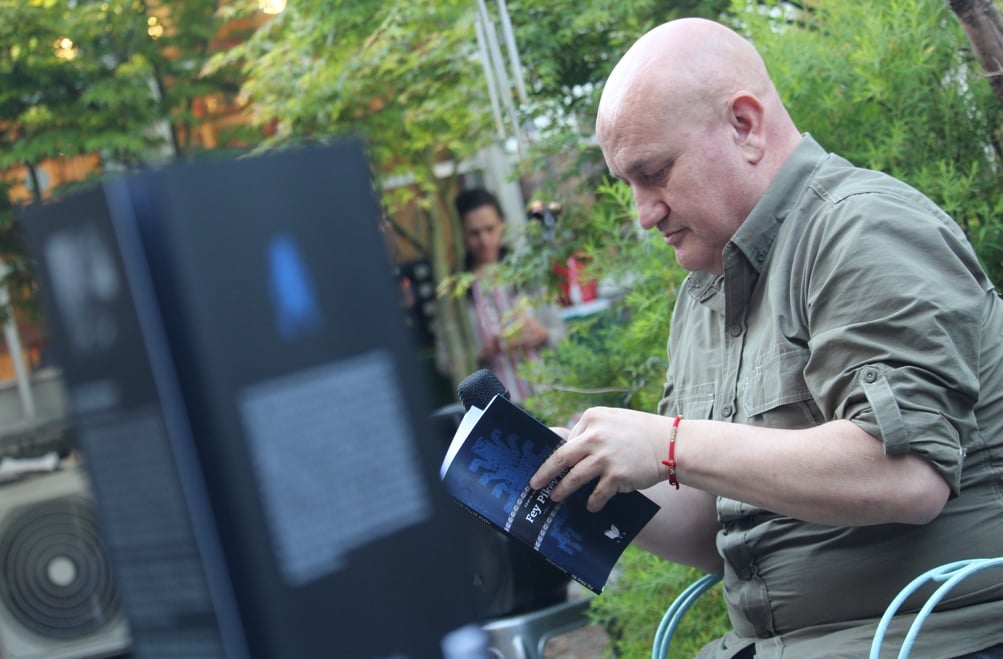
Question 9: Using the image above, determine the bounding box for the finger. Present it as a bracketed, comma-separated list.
[587, 492, 610, 513]
[530, 410, 602, 492]
[554, 437, 630, 509]
[529, 415, 588, 489]
[547, 451, 602, 503]
[550, 426, 571, 441]
[529, 443, 573, 490]
[585, 473, 619, 512]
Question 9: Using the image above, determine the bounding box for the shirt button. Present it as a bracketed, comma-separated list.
[729, 325, 742, 337]
[863, 369, 878, 383]
[722, 405, 733, 417]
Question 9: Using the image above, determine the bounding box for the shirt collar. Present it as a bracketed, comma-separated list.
[731, 133, 827, 273]
[685, 134, 827, 320]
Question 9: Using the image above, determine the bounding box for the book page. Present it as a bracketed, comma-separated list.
[439, 403, 485, 479]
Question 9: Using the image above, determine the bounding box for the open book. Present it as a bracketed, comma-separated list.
[440, 393, 660, 594]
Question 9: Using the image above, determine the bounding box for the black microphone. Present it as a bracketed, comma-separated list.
[457, 369, 510, 411]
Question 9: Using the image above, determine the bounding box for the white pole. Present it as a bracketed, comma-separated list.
[475, 0, 524, 158]
[474, 11, 507, 141]
[0, 263, 35, 419]
[495, 0, 528, 104]
[471, 0, 526, 224]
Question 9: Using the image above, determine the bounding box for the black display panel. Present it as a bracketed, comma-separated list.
[21, 141, 478, 658]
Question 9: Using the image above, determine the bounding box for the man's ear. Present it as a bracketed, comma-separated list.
[729, 92, 765, 164]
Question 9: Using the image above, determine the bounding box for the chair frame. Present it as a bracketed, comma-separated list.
[651, 573, 722, 659]
[653, 558, 1003, 659]
[869, 557, 1003, 659]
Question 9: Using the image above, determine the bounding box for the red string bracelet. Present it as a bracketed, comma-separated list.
[661, 415, 682, 490]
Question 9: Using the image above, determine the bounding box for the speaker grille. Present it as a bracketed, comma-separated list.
[0, 494, 120, 640]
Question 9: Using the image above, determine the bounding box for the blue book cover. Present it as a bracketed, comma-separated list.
[440, 395, 660, 594]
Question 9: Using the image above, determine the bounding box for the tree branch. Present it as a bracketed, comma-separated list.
[947, 0, 1003, 106]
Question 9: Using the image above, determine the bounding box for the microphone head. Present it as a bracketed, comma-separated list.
[457, 369, 510, 411]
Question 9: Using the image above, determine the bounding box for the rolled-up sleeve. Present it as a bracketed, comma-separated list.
[795, 189, 985, 495]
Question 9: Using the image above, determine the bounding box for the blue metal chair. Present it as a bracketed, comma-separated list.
[869, 557, 1003, 659]
[651, 573, 722, 659]
[653, 558, 1003, 658]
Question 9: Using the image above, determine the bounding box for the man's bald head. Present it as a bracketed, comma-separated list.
[598, 18, 781, 149]
[596, 18, 802, 274]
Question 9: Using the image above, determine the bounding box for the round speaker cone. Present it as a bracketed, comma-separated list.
[0, 495, 120, 639]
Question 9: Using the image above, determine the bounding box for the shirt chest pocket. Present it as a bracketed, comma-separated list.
[657, 381, 716, 420]
[739, 344, 825, 427]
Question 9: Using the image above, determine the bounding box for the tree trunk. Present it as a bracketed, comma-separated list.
[948, 0, 1003, 106]
[26, 164, 43, 205]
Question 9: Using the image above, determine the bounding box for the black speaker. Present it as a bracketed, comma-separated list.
[431, 403, 570, 620]
[0, 464, 130, 659]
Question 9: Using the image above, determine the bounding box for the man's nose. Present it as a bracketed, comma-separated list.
[634, 188, 667, 231]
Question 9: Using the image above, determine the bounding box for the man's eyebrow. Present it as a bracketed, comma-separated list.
[638, 156, 675, 173]
[608, 159, 649, 182]
[611, 157, 673, 182]
[617, 157, 649, 177]
[609, 167, 647, 183]
[624, 161, 647, 176]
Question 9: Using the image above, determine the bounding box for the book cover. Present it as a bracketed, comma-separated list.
[440, 394, 660, 594]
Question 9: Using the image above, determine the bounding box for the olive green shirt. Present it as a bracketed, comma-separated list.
[659, 136, 1003, 658]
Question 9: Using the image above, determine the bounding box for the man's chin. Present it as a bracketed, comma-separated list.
[673, 251, 721, 275]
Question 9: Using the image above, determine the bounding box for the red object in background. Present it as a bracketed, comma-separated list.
[554, 253, 599, 307]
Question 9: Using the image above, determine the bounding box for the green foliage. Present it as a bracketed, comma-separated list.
[0, 0, 234, 171]
[505, 0, 726, 114]
[733, 0, 1003, 286]
[521, 179, 688, 425]
[209, 0, 494, 202]
[588, 547, 727, 659]
[0, 0, 244, 317]
[509, 0, 731, 200]
[0, 180, 35, 322]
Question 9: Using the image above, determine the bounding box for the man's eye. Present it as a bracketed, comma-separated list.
[644, 166, 670, 183]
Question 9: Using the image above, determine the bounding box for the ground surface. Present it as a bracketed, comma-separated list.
[543, 623, 612, 658]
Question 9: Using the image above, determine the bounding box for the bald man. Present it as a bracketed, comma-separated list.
[531, 17, 1003, 659]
